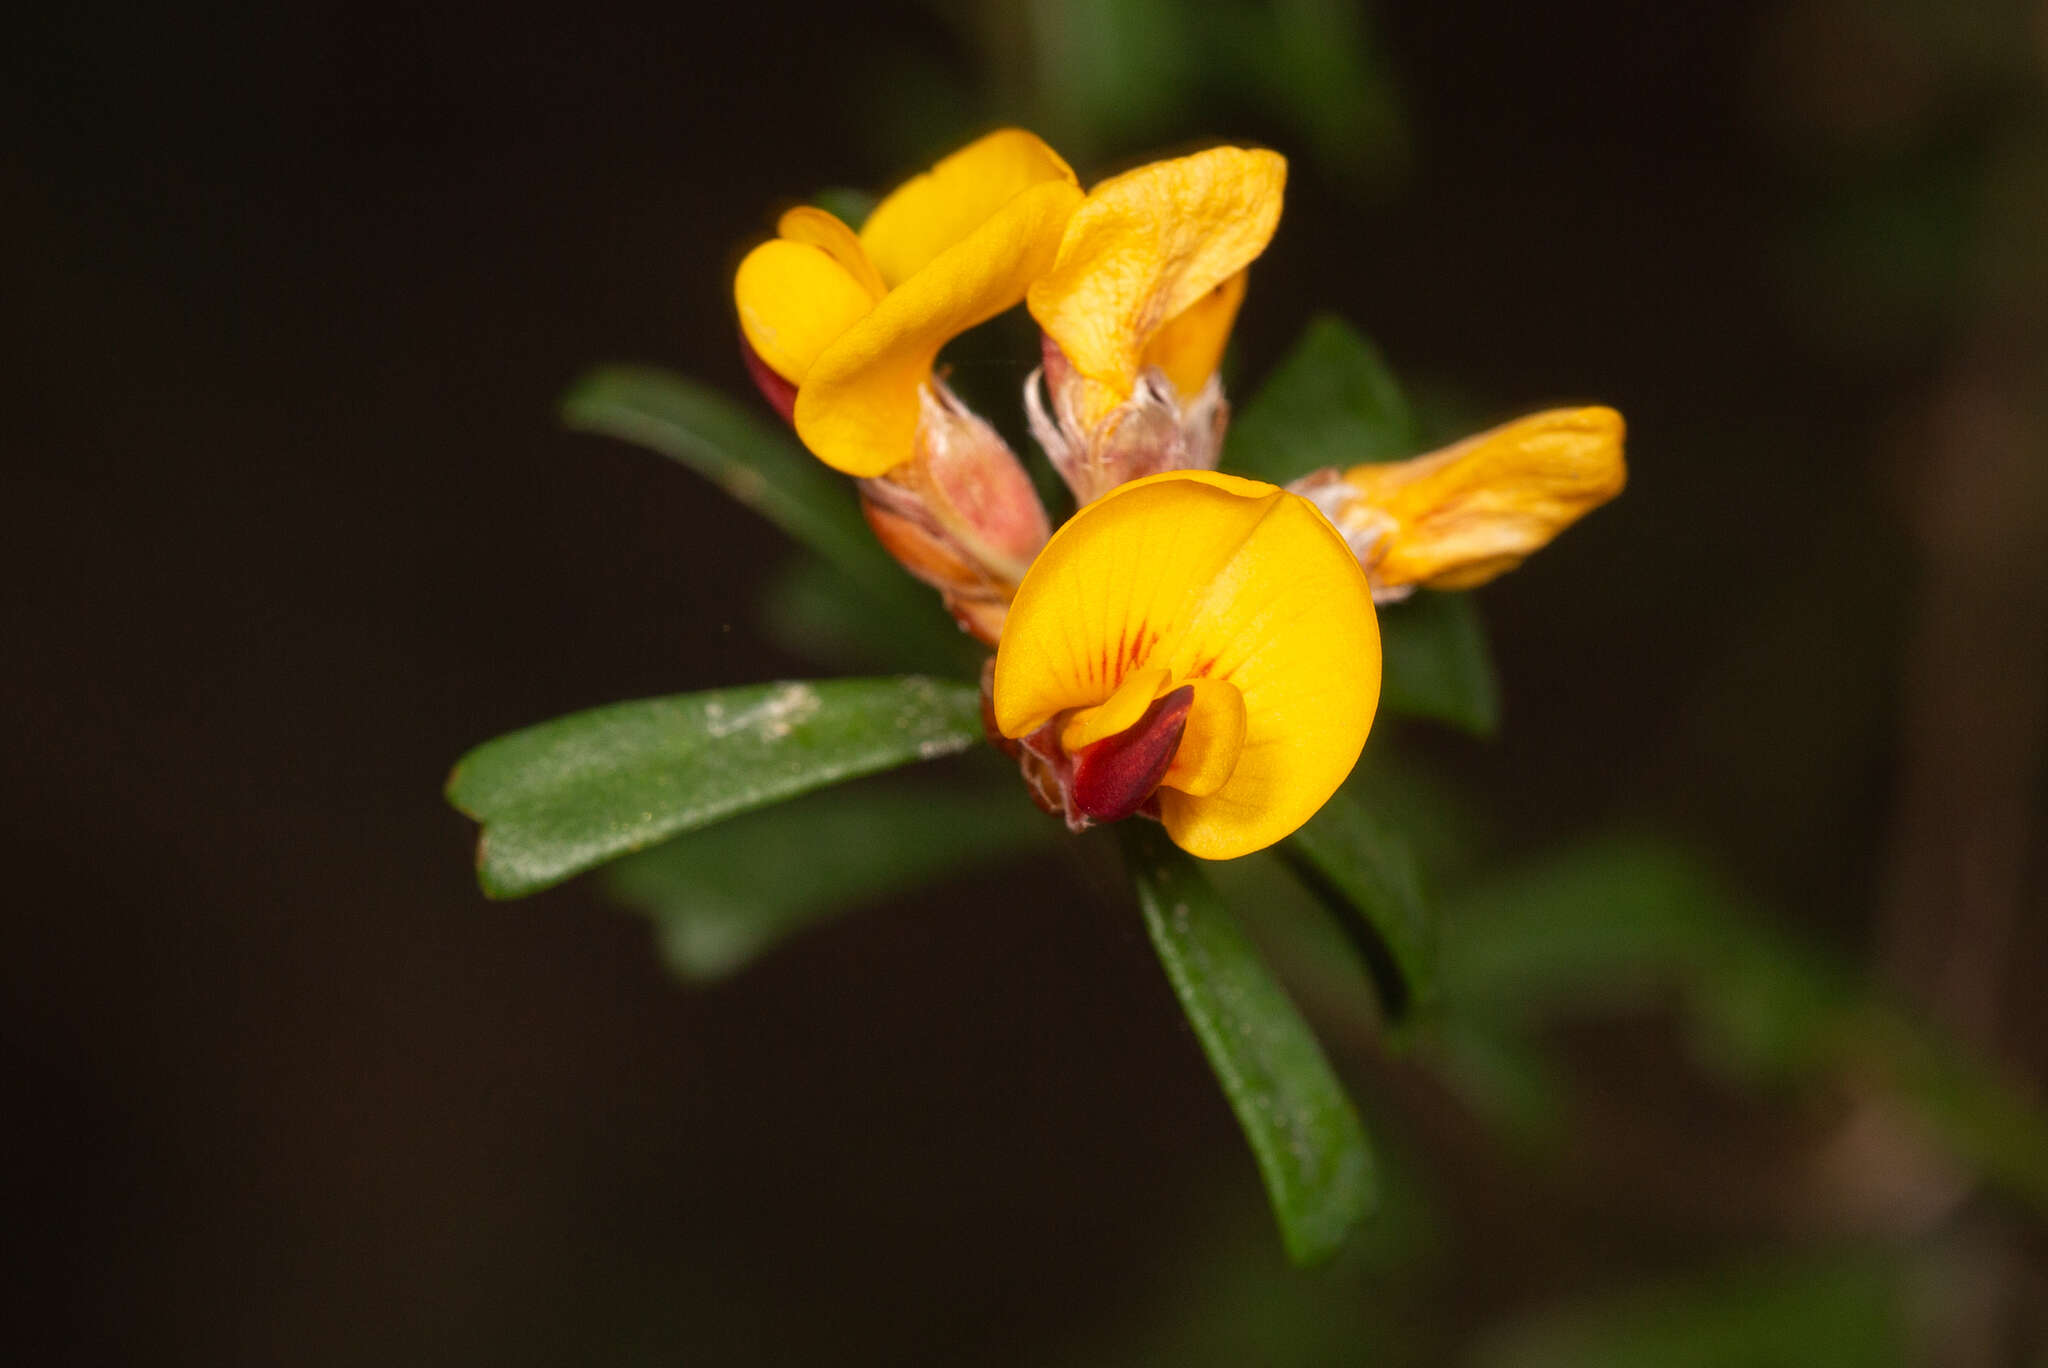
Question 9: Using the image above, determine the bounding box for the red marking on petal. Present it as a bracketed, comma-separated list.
[1069, 684, 1194, 823]
[740, 335, 798, 423]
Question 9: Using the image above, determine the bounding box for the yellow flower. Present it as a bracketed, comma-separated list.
[992, 470, 1380, 860]
[1029, 146, 1286, 424]
[1295, 407, 1628, 598]
[1017, 146, 1285, 503]
[734, 129, 1084, 478]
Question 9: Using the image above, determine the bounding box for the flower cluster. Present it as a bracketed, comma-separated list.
[736, 130, 1624, 859]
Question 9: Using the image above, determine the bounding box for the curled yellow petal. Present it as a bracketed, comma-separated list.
[1342, 406, 1628, 592]
[794, 178, 1083, 478]
[1161, 677, 1247, 798]
[859, 129, 1079, 289]
[733, 237, 878, 386]
[776, 205, 888, 301]
[1141, 268, 1247, 400]
[1061, 667, 1172, 752]
[1028, 148, 1286, 426]
[994, 470, 1379, 859]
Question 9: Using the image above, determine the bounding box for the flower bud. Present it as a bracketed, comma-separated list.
[1293, 406, 1626, 600]
[858, 380, 1051, 644]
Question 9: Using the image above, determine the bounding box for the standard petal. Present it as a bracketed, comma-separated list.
[859, 129, 1079, 289]
[733, 238, 877, 386]
[1028, 148, 1286, 425]
[994, 470, 1379, 859]
[795, 179, 1084, 478]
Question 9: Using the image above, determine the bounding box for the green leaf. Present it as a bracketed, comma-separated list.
[447, 677, 983, 899]
[1224, 314, 1419, 485]
[1377, 590, 1501, 736]
[1122, 823, 1375, 1265]
[560, 366, 941, 635]
[1280, 787, 1437, 1024]
[605, 779, 1051, 980]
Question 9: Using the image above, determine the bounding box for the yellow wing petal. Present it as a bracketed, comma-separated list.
[1028, 148, 1285, 425]
[993, 470, 1379, 859]
[859, 129, 1079, 290]
[1141, 269, 1247, 399]
[794, 178, 1083, 478]
[733, 238, 877, 386]
[776, 205, 887, 301]
[1161, 677, 1247, 798]
[1060, 667, 1172, 752]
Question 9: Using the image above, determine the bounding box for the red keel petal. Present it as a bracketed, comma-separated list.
[1069, 685, 1193, 823]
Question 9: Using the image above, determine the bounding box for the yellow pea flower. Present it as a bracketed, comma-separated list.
[1294, 407, 1628, 598]
[734, 129, 1084, 478]
[992, 470, 1380, 860]
[1024, 147, 1287, 502]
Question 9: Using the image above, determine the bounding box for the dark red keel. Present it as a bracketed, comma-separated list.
[1068, 685, 1194, 823]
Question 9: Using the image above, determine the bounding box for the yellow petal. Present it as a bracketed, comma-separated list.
[859, 129, 1079, 289]
[1161, 677, 1246, 798]
[1345, 406, 1627, 591]
[994, 470, 1379, 859]
[1028, 148, 1285, 426]
[794, 179, 1083, 478]
[1141, 268, 1247, 399]
[733, 238, 876, 385]
[776, 205, 887, 301]
[1060, 667, 1172, 752]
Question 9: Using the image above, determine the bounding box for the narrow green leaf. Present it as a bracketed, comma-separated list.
[1122, 823, 1375, 1265]
[1224, 313, 1418, 485]
[606, 780, 1052, 981]
[1378, 590, 1501, 736]
[447, 677, 983, 899]
[1280, 787, 1437, 1023]
[560, 365, 940, 632]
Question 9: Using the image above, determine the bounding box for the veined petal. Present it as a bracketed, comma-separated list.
[1346, 406, 1627, 591]
[860, 129, 1079, 289]
[795, 179, 1083, 478]
[776, 205, 887, 301]
[734, 238, 878, 386]
[1142, 269, 1248, 399]
[994, 470, 1379, 860]
[1028, 148, 1286, 426]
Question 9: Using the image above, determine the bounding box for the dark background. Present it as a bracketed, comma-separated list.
[8, 1, 2044, 1362]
